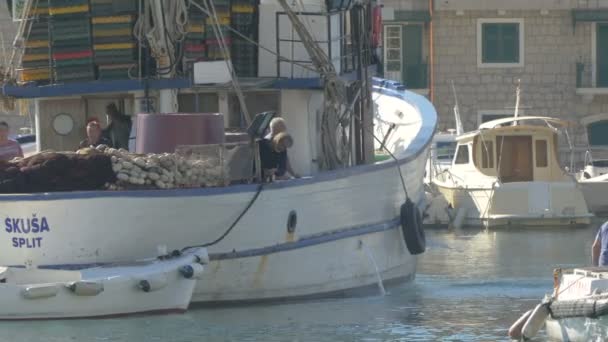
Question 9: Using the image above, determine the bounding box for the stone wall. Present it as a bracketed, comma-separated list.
[432, 10, 608, 161]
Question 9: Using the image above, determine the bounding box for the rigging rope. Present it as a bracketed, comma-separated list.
[201, 0, 251, 125]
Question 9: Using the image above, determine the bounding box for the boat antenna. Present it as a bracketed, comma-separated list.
[513, 79, 521, 126]
[450, 81, 464, 135]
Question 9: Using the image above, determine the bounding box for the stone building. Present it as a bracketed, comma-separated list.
[380, 0, 608, 165]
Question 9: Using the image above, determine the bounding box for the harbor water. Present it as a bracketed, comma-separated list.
[0, 223, 600, 341]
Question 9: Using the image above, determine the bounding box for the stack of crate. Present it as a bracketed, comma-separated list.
[18, 1, 51, 85]
[91, 0, 138, 80]
[182, 0, 207, 74]
[49, 0, 94, 83]
[231, 0, 257, 77]
[205, 0, 231, 60]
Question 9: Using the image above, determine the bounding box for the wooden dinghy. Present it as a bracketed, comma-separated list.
[0, 247, 208, 320]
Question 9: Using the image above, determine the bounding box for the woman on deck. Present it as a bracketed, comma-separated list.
[259, 118, 300, 181]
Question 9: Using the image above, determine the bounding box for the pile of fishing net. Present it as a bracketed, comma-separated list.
[0, 152, 115, 193]
[0, 145, 234, 194]
[94, 145, 227, 190]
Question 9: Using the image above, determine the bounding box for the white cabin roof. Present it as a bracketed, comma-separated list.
[479, 116, 571, 130]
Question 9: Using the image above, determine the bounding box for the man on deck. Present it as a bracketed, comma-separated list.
[103, 103, 132, 150]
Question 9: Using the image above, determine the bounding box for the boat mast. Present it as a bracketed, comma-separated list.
[450, 80, 464, 135]
[513, 79, 521, 126]
[138, 0, 187, 113]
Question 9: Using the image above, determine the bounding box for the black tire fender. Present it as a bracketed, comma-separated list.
[400, 198, 426, 255]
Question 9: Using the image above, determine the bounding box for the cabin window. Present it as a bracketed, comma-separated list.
[535, 140, 548, 167]
[588, 120, 608, 146]
[477, 19, 524, 68]
[454, 145, 469, 164]
[481, 141, 494, 169]
[436, 141, 456, 161]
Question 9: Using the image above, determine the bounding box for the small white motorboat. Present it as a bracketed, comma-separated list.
[509, 267, 608, 341]
[0, 247, 207, 320]
[577, 152, 608, 215]
[579, 173, 608, 216]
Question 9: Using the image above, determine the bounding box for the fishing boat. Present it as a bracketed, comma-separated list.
[0, 0, 436, 304]
[509, 267, 608, 341]
[431, 116, 592, 228]
[0, 247, 207, 320]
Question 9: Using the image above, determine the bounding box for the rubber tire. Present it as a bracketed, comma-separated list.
[401, 199, 426, 255]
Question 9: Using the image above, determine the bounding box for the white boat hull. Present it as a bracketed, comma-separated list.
[545, 316, 608, 342]
[434, 181, 592, 228]
[579, 180, 608, 216]
[0, 79, 437, 303]
[0, 249, 205, 320]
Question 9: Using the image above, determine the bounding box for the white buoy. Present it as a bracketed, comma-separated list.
[522, 303, 550, 339]
[68, 281, 104, 296]
[508, 309, 532, 340]
[21, 284, 60, 299]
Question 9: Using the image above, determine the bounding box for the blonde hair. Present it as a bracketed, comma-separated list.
[272, 132, 293, 149]
[269, 117, 287, 136]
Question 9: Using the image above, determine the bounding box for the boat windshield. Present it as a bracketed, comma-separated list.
[435, 141, 456, 160]
[592, 160, 608, 167]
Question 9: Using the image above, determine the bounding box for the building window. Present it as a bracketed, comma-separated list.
[588, 120, 608, 146]
[455, 145, 469, 164]
[384, 25, 402, 81]
[597, 23, 608, 87]
[477, 19, 524, 68]
[535, 140, 548, 168]
[481, 141, 494, 169]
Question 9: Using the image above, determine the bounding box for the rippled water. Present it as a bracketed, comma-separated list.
[1, 223, 602, 341]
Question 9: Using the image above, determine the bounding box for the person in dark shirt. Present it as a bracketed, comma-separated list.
[103, 103, 132, 149]
[259, 132, 299, 181]
[79, 120, 112, 149]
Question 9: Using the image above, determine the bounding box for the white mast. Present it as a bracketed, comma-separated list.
[513, 79, 521, 126]
[450, 81, 464, 135]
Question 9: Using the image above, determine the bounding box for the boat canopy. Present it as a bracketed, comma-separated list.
[479, 116, 572, 130]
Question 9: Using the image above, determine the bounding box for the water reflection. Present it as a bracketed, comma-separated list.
[0, 223, 602, 341]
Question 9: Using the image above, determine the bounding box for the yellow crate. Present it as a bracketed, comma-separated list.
[186, 24, 205, 33]
[22, 54, 49, 62]
[92, 15, 134, 24]
[25, 40, 49, 48]
[93, 28, 132, 37]
[94, 43, 136, 50]
[206, 16, 230, 25]
[231, 4, 255, 13]
[18, 69, 50, 83]
[49, 4, 90, 15]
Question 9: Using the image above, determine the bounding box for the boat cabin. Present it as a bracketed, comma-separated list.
[450, 117, 570, 183]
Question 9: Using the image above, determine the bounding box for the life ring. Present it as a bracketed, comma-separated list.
[400, 199, 426, 255]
